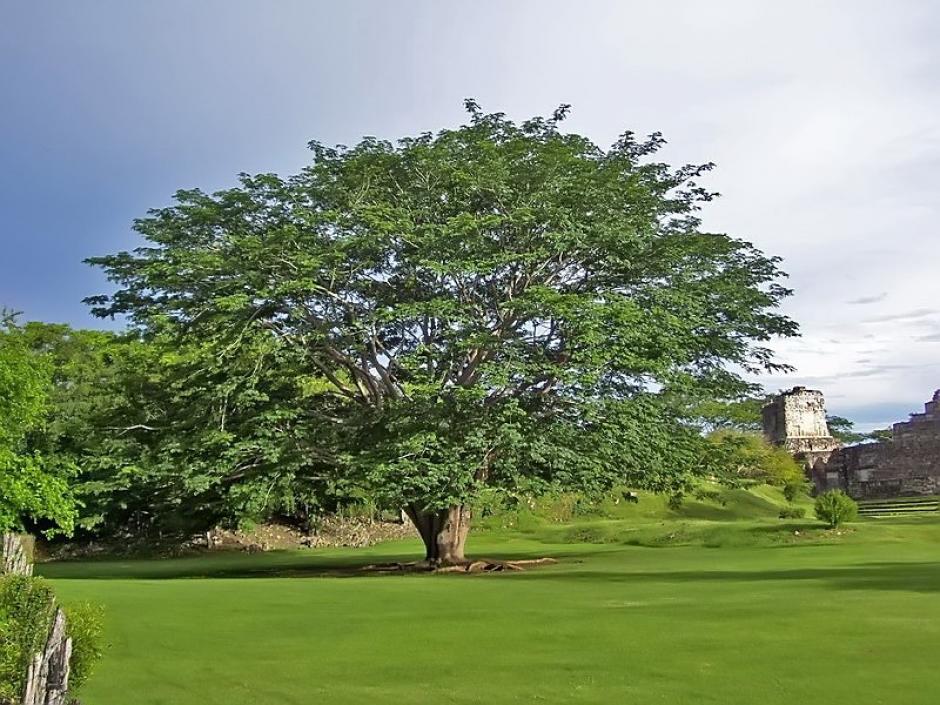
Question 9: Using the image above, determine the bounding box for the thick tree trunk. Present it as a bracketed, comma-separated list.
[404, 505, 471, 566]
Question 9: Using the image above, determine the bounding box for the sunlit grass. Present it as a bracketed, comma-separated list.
[42, 509, 940, 705]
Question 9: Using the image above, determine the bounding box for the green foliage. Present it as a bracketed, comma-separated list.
[693, 396, 769, 432]
[866, 427, 893, 443]
[667, 494, 685, 510]
[783, 480, 807, 503]
[826, 415, 866, 444]
[16, 323, 350, 537]
[704, 430, 805, 488]
[84, 102, 796, 543]
[0, 575, 56, 702]
[826, 418, 894, 447]
[0, 451, 76, 537]
[779, 506, 806, 519]
[65, 601, 105, 690]
[0, 323, 76, 535]
[0, 576, 104, 700]
[814, 490, 858, 528]
[0, 329, 48, 447]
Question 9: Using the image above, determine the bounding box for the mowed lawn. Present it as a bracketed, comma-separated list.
[41, 520, 940, 705]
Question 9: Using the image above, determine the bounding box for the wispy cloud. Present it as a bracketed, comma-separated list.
[847, 293, 887, 305]
[863, 308, 937, 324]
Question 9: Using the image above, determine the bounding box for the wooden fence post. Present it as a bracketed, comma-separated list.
[1, 533, 72, 705]
[2, 532, 33, 577]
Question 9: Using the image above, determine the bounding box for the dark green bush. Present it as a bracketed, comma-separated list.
[814, 490, 858, 528]
[779, 506, 806, 519]
[0, 575, 56, 702]
[783, 481, 807, 503]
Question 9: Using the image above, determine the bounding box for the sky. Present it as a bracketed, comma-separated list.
[1, 0, 938, 430]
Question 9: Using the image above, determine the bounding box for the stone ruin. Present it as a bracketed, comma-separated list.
[761, 387, 841, 468]
[824, 390, 940, 498]
[763, 387, 940, 499]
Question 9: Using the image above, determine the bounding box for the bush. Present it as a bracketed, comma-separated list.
[0, 576, 104, 702]
[782, 481, 805, 503]
[704, 430, 806, 488]
[779, 506, 806, 519]
[65, 602, 105, 690]
[814, 490, 858, 528]
[0, 575, 56, 702]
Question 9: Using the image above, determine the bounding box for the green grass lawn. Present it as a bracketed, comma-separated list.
[39, 508, 940, 705]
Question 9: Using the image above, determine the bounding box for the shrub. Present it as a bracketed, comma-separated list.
[0, 575, 56, 702]
[779, 506, 806, 519]
[783, 481, 805, 503]
[704, 430, 806, 488]
[667, 494, 684, 510]
[0, 576, 104, 702]
[814, 490, 858, 528]
[65, 602, 105, 691]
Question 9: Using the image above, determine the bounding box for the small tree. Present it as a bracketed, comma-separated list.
[87, 103, 797, 565]
[704, 429, 805, 488]
[814, 490, 858, 528]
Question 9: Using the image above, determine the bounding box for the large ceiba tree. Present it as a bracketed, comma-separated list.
[88, 103, 796, 565]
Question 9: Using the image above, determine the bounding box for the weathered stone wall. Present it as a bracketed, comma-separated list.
[762, 387, 840, 467]
[822, 390, 940, 498]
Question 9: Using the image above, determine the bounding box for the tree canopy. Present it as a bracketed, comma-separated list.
[87, 103, 797, 563]
[15, 322, 347, 537]
[0, 319, 75, 535]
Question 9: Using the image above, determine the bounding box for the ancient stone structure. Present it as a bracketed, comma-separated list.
[764, 387, 940, 499]
[820, 390, 940, 499]
[1, 533, 72, 705]
[761, 387, 840, 468]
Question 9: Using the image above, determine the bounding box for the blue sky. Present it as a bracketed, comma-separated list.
[2, 1, 938, 429]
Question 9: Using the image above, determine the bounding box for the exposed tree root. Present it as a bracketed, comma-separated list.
[361, 557, 557, 574]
